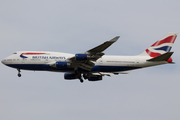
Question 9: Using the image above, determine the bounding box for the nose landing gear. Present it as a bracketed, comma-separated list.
[17, 69, 21, 77]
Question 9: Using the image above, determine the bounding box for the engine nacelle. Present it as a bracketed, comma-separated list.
[88, 75, 102, 81]
[56, 61, 70, 68]
[64, 73, 77, 80]
[75, 54, 90, 61]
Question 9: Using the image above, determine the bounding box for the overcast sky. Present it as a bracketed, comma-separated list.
[0, 0, 180, 120]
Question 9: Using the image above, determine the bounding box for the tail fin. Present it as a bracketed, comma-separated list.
[139, 33, 178, 57]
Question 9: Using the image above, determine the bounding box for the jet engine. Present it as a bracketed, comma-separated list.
[50, 61, 71, 68]
[88, 75, 102, 81]
[64, 73, 77, 80]
[75, 54, 90, 61]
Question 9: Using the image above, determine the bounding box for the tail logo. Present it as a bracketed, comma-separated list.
[146, 34, 177, 57]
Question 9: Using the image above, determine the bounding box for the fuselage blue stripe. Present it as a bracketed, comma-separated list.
[5, 64, 141, 72]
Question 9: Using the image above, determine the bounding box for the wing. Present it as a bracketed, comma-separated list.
[67, 36, 120, 71]
[68, 36, 119, 61]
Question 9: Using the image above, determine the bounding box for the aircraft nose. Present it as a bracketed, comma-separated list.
[1, 59, 5, 65]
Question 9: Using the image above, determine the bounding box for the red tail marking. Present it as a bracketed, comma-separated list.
[151, 35, 176, 47]
[166, 57, 172, 63]
[146, 49, 161, 57]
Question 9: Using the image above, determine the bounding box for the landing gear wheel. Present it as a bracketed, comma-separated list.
[80, 79, 84, 83]
[78, 77, 84, 83]
[83, 74, 88, 79]
[18, 73, 21, 77]
[17, 69, 21, 77]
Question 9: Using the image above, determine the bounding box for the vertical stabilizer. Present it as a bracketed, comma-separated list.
[139, 33, 178, 57]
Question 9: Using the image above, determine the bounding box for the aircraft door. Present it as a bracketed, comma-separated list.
[99, 58, 103, 65]
[22, 58, 27, 64]
[136, 59, 139, 66]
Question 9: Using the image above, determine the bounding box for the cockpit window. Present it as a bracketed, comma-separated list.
[13, 52, 17, 54]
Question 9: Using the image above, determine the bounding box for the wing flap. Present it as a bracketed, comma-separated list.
[92, 70, 132, 76]
[78, 61, 95, 71]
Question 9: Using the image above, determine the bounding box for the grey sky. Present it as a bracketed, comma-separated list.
[0, 0, 180, 120]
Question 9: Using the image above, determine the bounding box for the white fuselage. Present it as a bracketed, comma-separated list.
[1, 51, 168, 73]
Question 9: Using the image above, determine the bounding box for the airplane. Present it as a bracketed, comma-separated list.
[1, 33, 178, 83]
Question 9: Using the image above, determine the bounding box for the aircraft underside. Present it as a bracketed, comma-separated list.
[6, 64, 141, 72]
[5, 63, 142, 83]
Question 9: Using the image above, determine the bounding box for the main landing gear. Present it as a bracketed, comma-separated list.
[78, 73, 89, 83]
[78, 78, 84, 83]
[17, 69, 21, 77]
[75, 70, 84, 83]
[77, 74, 84, 83]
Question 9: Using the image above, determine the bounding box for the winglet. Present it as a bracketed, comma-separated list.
[109, 36, 120, 42]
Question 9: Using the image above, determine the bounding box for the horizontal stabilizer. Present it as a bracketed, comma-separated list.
[147, 52, 174, 61]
